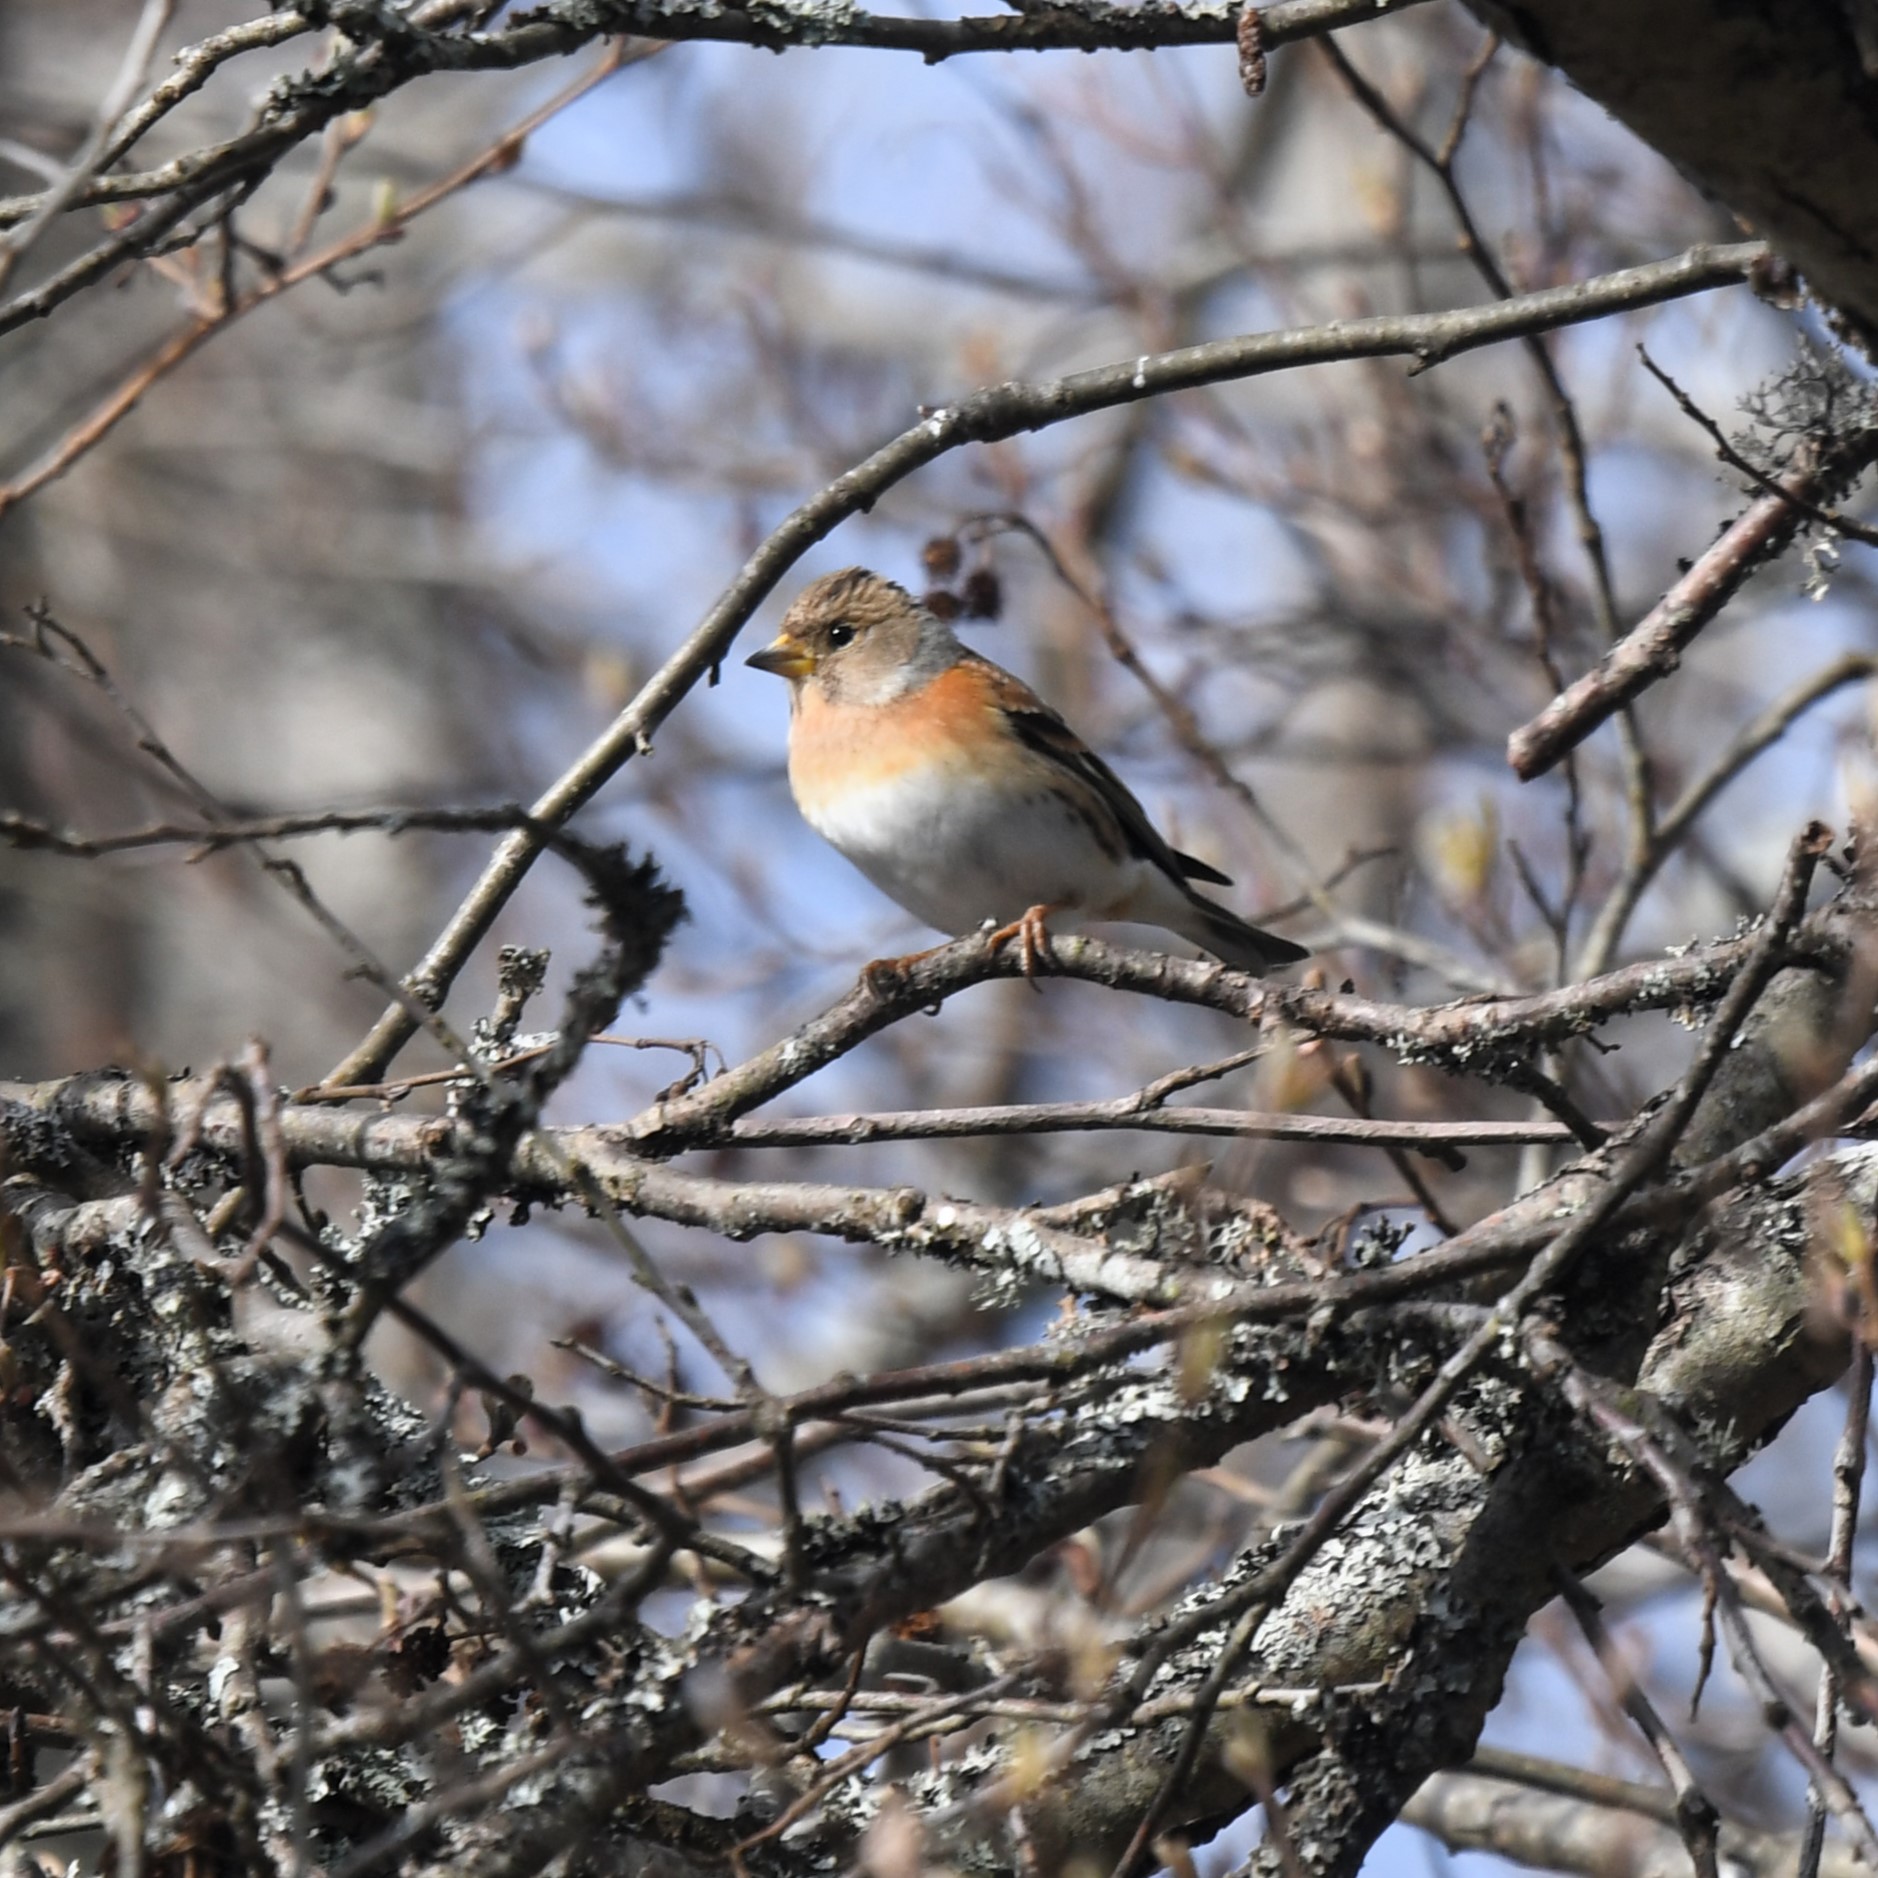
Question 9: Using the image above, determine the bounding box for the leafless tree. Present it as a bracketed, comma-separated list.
[5, 4, 1878, 1876]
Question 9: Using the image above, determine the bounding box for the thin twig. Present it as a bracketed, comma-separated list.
[1639, 348, 1878, 550]
[1799, 1344, 1874, 1878]
[0, 45, 632, 525]
[0, 0, 1440, 239]
[1508, 430, 1878, 781]
[719, 1101, 1571, 1150]
[0, 0, 176, 293]
[1553, 1570, 1720, 1878]
[1534, 1337, 1878, 1868]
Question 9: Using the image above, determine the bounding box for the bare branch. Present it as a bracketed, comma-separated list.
[1508, 429, 1878, 780]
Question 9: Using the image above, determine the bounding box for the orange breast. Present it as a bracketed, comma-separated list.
[788, 663, 998, 817]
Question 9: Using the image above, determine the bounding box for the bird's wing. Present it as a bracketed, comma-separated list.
[971, 653, 1234, 889]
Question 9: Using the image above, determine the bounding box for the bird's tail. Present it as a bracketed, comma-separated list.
[1176, 892, 1308, 975]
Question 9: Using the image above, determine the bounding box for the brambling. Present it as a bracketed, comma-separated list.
[747, 568, 1308, 975]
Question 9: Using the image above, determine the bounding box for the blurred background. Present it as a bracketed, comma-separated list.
[4, 2, 1875, 1867]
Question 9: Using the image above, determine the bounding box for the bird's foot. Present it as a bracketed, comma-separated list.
[860, 943, 944, 1002]
[986, 903, 1061, 990]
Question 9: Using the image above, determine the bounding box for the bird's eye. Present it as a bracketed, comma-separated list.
[826, 622, 856, 649]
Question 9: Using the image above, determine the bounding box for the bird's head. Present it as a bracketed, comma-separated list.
[746, 568, 955, 703]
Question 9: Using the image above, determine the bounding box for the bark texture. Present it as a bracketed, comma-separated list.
[1468, 0, 1878, 339]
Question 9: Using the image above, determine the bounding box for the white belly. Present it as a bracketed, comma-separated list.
[798, 759, 1131, 935]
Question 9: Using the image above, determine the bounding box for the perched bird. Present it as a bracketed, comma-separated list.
[746, 568, 1307, 975]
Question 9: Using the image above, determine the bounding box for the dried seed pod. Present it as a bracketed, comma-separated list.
[961, 567, 1003, 619]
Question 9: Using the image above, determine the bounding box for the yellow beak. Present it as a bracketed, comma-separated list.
[745, 635, 816, 681]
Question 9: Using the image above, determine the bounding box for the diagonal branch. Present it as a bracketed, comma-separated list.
[1508, 428, 1878, 780]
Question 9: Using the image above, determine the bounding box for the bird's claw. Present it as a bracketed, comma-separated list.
[987, 903, 1059, 990]
[860, 957, 904, 1001]
[861, 942, 945, 1002]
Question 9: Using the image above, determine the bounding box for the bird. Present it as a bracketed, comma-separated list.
[745, 567, 1308, 977]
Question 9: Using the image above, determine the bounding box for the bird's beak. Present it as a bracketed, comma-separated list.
[745, 635, 815, 681]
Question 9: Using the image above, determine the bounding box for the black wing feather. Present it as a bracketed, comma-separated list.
[1169, 847, 1232, 886]
[1004, 703, 1234, 889]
